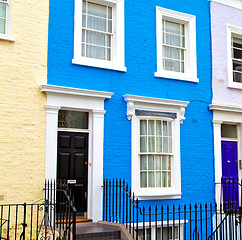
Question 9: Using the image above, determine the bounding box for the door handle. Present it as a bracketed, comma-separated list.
[227, 160, 230, 163]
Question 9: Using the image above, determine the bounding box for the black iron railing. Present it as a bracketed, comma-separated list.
[0, 180, 77, 240]
[103, 178, 242, 240]
[216, 177, 242, 210]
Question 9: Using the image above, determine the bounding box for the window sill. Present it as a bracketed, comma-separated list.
[0, 34, 15, 42]
[228, 81, 242, 90]
[72, 58, 127, 72]
[134, 190, 182, 200]
[155, 71, 199, 83]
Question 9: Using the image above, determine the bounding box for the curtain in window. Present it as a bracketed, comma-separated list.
[140, 119, 172, 188]
[163, 20, 185, 73]
[82, 0, 112, 61]
[0, 3, 6, 34]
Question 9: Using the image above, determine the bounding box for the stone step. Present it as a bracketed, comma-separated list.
[76, 223, 121, 240]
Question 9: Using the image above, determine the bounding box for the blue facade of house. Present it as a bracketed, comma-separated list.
[46, 0, 214, 212]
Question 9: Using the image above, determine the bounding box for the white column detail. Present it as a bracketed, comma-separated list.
[213, 120, 223, 206]
[90, 110, 106, 222]
[45, 105, 60, 180]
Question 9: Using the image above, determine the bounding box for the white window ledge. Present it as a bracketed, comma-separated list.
[72, 58, 127, 72]
[155, 71, 199, 83]
[0, 34, 15, 42]
[228, 82, 242, 90]
[135, 191, 182, 200]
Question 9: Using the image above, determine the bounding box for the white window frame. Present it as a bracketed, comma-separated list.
[0, 0, 14, 41]
[73, 0, 126, 72]
[227, 25, 242, 89]
[155, 7, 198, 83]
[123, 94, 189, 199]
[137, 220, 184, 240]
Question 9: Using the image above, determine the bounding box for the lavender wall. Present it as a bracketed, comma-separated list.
[211, 2, 242, 106]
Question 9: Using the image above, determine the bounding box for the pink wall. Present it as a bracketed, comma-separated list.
[211, 2, 242, 107]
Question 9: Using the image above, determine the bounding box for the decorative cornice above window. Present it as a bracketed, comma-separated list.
[40, 84, 113, 99]
[123, 94, 189, 123]
[209, 104, 242, 113]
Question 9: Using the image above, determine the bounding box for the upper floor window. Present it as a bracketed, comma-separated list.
[227, 25, 242, 89]
[155, 7, 198, 83]
[81, 1, 112, 61]
[232, 37, 242, 83]
[73, 0, 126, 72]
[0, 0, 13, 41]
[162, 20, 185, 73]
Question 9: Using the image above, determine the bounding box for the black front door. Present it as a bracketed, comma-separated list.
[57, 131, 88, 213]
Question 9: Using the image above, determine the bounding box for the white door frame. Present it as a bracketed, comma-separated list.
[209, 104, 242, 205]
[40, 84, 113, 222]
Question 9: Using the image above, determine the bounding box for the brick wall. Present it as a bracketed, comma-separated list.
[0, 0, 48, 203]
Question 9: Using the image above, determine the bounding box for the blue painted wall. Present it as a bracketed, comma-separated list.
[47, 0, 214, 205]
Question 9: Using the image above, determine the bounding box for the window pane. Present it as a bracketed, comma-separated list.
[148, 137, 155, 152]
[148, 172, 155, 187]
[168, 138, 172, 153]
[82, 14, 86, 27]
[0, 18, 5, 34]
[233, 71, 242, 83]
[168, 121, 172, 136]
[233, 44, 242, 59]
[162, 172, 168, 187]
[148, 120, 155, 135]
[156, 120, 162, 135]
[164, 59, 180, 72]
[107, 48, 111, 61]
[82, 0, 86, 13]
[86, 44, 106, 60]
[163, 137, 168, 153]
[148, 155, 154, 170]
[87, 15, 106, 32]
[0, 3, 6, 18]
[156, 137, 162, 152]
[164, 46, 180, 60]
[87, 2, 106, 18]
[140, 136, 147, 152]
[221, 124, 237, 138]
[167, 172, 171, 187]
[58, 111, 88, 129]
[156, 172, 161, 187]
[140, 120, 147, 135]
[86, 31, 106, 46]
[108, 20, 112, 33]
[140, 155, 147, 170]
[165, 33, 181, 47]
[81, 43, 85, 57]
[162, 156, 167, 170]
[164, 20, 181, 34]
[155, 155, 161, 170]
[168, 157, 171, 170]
[140, 172, 147, 188]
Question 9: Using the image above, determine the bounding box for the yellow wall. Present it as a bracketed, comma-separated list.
[0, 0, 48, 203]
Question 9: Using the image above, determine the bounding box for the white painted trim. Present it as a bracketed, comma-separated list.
[211, 0, 242, 10]
[73, 0, 126, 71]
[0, 33, 14, 42]
[40, 84, 113, 99]
[226, 25, 242, 89]
[72, 58, 127, 72]
[155, 71, 199, 83]
[41, 84, 113, 222]
[123, 94, 189, 122]
[156, 6, 198, 83]
[209, 104, 242, 113]
[124, 94, 189, 199]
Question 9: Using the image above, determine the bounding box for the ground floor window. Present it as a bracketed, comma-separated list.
[138, 225, 179, 240]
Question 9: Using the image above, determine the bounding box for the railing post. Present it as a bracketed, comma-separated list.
[22, 202, 27, 240]
[73, 210, 76, 240]
[136, 198, 139, 240]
